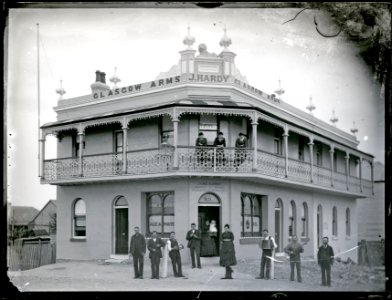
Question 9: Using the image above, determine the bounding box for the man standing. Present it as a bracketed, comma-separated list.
[317, 236, 334, 287]
[186, 223, 201, 269]
[147, 231, 165, 279]
[167, 232, 184, 277]
[234, 132, 247, 169]
[284, 235, 304, 282]
[129, 226, 146, 279]
[256, 229, 277, 279]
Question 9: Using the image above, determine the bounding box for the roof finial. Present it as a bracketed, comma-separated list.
[306, 95, 316, 115]
[55, 79, 66, 100]
[109, 66, 121, 88]
[330, 109, 339, 126]
[183, 25, 195, 49]
[350, 121, 358, 136]
[219, 25, 232, 50]
[274, 77, 285, 100]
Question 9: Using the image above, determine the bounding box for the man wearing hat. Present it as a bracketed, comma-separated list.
[213, 132, 226, 167]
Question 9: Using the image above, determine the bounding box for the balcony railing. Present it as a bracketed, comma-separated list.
[43, 146, 373, 196]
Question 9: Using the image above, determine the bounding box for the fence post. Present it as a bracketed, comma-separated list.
[38, 238, 42, 267]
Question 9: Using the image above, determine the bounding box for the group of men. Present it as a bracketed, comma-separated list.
[129, 226, 335, 287]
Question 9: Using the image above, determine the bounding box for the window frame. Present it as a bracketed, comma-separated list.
[332, 206, 338, 237]
[241, 193, 262, 237]
[73, 198, 86, 239]
[146, 191, 174, 238]
[114, 130, 124, 153]
[345, 207, 350, 237]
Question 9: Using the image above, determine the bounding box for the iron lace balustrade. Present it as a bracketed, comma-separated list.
[126, 147, 174, 174]
[287, 158, 312, 183]
[313, 164, 333, 187]
[256, 149, 285, 178]
[177, 146, 253, 172]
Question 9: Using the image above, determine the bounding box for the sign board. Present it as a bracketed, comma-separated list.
[149, 215, 175, 233]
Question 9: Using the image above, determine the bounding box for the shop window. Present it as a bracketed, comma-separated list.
[146, 191, 174, 238]
[241, 193, 262, 237]
[73, 198, 86, 238]
[332, 206, 338, 236]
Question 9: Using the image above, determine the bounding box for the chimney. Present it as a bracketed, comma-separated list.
[91, 70, 110, 95]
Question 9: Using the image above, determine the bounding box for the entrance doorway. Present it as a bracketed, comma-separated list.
[198, 193, 221, 257]
[114, 196, 129, 254]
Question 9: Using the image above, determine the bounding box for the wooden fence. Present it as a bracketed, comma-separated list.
[7, 237, 56, 271]
[358, 240, 385, 266]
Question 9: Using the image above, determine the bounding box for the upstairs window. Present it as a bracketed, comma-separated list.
[298, 137, 305, 161]
[199, 115, 218, 145]
[316, 143, 323, 166]
[114, 130, 123, 153]
[160, 116, 174, 146]
[274, 128, 282, 155]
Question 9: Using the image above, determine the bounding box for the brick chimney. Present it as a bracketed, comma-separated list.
[91, 70, 110, 95]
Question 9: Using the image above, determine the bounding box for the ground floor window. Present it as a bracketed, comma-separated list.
[146, 191, 174, 238]
[240, 193, 262, 237]
[73, 198, 86, 238]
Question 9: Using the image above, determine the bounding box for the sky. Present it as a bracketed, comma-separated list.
[6, 6, 385, 210]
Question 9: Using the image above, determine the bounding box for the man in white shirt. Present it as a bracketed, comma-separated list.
[256, 229, 277, 279]
[167, 232, 184, 277]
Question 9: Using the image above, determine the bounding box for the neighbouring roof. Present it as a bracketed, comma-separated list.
[10, 206, 39, 225]
[30, 199, 57, 224]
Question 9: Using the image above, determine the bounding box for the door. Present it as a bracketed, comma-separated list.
[115, 208, 128, 254]
[198, 206, 220, 256]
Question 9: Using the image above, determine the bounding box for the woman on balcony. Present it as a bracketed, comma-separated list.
[213, 132, 226, 167]
[235, 132, 247, 170]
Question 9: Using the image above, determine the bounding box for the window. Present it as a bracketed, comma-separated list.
[301, 202, 308, 237]
[160, 115, 173, 145]
[345, 208, 350, 236]
[146, 191, 174, 238]
[241, 193, 262, 237]
[298, 137, 305, 161]
[114, 130, 123, 153]
[289, 200, 297, 236]
[274, 128, 282, 155]
[199, 114, 218, 145]
[316, 143, 323, 166]
[73, 198, 86, 238]
[332, 206, 338, 236]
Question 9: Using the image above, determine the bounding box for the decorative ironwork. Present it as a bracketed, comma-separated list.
[256, 150, 285, 178]
[83, 153, 123, 177]
[127, 147, 174, 174]
[287, 158, 312, 183]
[333, 171, 347, 190]
[313, 165, 332, 187]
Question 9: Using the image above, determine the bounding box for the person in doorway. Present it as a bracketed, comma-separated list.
[147, 231, 165, 279]
[256, 229, 277, 279]
[209, 220, 218, 256]
[129, 226, 146, 279]
[317, 236, 334, 287]
[167, 232, 184, 277]
[186, 223, 201, 268]
[235, 132, 247, 169]
[219, 224, 237, 279]
[284, 235, 304, 282]
[213, 132, 226, 167]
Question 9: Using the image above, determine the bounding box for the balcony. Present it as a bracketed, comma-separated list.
[42, 146, 373, 197]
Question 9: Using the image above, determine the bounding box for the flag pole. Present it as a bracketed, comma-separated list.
[37, 23, 41, 178]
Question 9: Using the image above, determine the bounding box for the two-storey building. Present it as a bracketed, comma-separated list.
[40, 28, 374, 263]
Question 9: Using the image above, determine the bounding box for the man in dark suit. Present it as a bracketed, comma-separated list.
[129, 226, 146, 279]
[167, 231, 184, 277]
[186, 223, 201, 268]
[317, 236, 335, 287]
[147, 231, 165, 279]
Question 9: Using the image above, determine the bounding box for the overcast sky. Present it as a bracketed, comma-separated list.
[6, 7, 385, 210]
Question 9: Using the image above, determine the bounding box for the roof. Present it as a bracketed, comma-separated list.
[30, 200, 57, 224]
[10, 206, 39, 225]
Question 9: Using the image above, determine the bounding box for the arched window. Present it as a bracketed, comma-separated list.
[146, 191, 174, 238]
[332, 206, 338, 236]
[289, 200, 297, 237]
[301, 202, 308, 237]
[73, 198, 86, 238]
[241, 193, 262, 237]
[115, 196, 128, 206]
[345, 208, 350, 236]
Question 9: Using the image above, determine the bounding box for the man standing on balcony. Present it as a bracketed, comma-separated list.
[195, 132, 208, 166]
[186, 223, 201, 269]
[129, 226, 146, 279]
[235, 132, 247, 169]
[256, 229, 277, 279]
[147, 231, 165, 279]
[317, 236, 334, 287]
